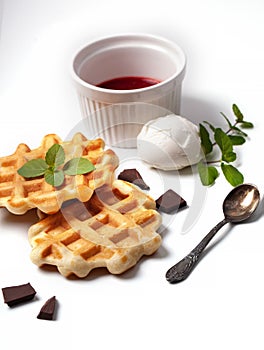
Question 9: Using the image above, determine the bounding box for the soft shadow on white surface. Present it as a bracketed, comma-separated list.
[0, 208, 39, 227]
[181, 94, 230, 126]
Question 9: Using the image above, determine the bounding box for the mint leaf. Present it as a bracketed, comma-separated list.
[199, 124, 213, 155]
[63, 157, 95, 175]
[214, 129, 237, 162]
[198, 161, 219, 186]
[18, 159, 48, 178]
[228, 135, 246, 145]
[221, 163, 244, 186]
[44, 168, 64, 187]
[240, 121, 254, 128]
[222, 151, 236, 163]
[45, 144, 65, 167]
[214, 128, 233, 155]
[232, 104, 244, 122]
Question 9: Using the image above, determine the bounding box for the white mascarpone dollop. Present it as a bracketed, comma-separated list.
[137, 114, 204, 170]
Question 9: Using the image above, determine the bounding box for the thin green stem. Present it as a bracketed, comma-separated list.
[225, 121, 239, 135]
[205, 159, 222, 165]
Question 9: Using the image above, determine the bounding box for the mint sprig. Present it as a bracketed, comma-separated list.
[198, 104, 253, 186]
[17, 144, 95, 187]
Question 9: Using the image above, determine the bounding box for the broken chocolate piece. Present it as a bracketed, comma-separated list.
[37, 296, 56, 320]
[2, 282, 36, 307]
[156, 189, 187, 213]
[118, 168, 150, 190]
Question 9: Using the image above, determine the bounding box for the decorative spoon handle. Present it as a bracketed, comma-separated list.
[166, 218, 229, 283]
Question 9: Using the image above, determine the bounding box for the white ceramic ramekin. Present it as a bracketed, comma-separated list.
[76, 102, 173, 148]
[71, 33, 186, 147]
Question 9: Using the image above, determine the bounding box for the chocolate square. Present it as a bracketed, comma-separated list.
[2, 282, 36, 307]
[117, 168, 150, 190]
[156, 189, 187, 213]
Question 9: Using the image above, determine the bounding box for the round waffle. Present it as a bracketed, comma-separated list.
[28, 180, 162, 278]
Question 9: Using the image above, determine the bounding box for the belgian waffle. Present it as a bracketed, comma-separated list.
[0, 133, 119, 215]
[28, 180, 162, 278]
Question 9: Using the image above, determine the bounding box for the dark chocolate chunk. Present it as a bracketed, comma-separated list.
[2, 282, 36, 307]
[118, 168, 150, 190]
[156, 189, 187, 213]
[37, 296, 56, 320]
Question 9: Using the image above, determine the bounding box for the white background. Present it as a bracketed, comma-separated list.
[1, 0, 264, 349]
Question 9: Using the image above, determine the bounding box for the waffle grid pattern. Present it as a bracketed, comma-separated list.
[29, 180, 162, 277]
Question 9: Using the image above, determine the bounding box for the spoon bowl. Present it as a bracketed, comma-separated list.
[223, 183, 260, 222]
[166, 183, 260, 283]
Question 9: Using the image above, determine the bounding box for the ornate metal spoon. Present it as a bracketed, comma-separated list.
[166, 184, 260, 283]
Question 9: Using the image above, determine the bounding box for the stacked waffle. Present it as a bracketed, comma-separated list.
[0, 133, 162, 278]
